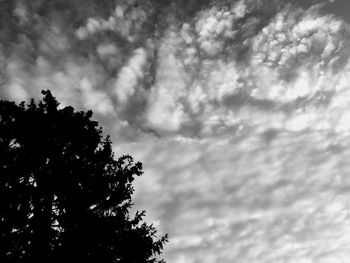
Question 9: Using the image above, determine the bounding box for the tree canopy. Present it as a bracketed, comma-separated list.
[0, 90, 168, 263]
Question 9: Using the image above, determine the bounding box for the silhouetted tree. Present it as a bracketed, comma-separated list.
[0, 90, 168, 263]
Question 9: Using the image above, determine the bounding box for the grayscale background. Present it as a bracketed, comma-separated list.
[1, 0, 350, 262]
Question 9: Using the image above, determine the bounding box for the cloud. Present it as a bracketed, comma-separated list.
[75, 3, 151, 43]
[117, 132, 350, 263]
[145, 30, 189, 132]
[4, 0, 350, 262]
[96, 43, 118, 58]
[136, 0, 350, 135]
[112, 48, 148, 104]
[112, 2, 350, 261]
[80, 78, 114, 115]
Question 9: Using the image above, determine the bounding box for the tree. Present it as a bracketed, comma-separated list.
[0, 90, 168, 263]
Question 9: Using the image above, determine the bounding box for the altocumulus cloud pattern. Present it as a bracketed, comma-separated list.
[2, 0, 350, 262]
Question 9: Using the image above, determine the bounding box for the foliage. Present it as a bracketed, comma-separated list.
[0, 90, 168, 263]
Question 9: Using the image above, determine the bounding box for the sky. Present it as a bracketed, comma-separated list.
[2, 0, 350, 262]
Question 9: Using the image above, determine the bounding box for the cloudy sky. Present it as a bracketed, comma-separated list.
[3, 0, 350, 262]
